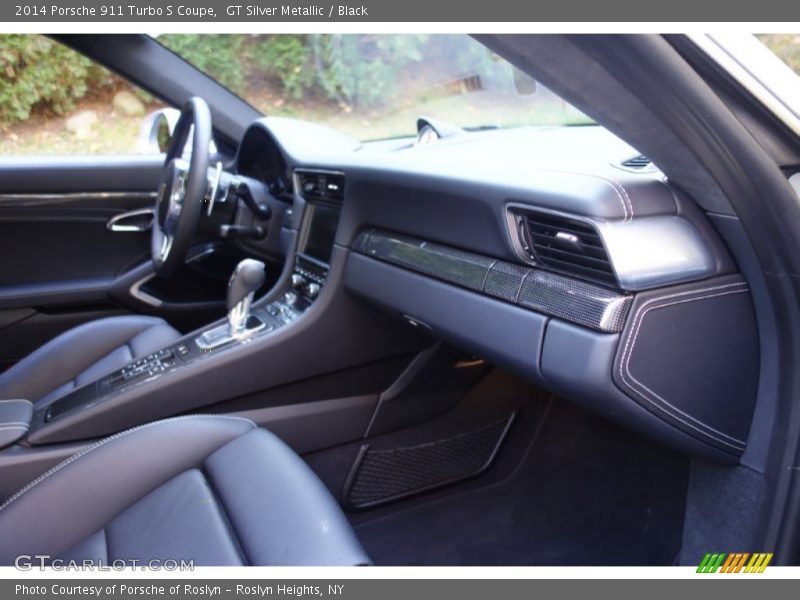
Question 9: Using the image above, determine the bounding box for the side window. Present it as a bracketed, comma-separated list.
[0, 34, 167, 156]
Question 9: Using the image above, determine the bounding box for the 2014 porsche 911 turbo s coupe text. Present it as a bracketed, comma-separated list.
[0, 33, 799, 567]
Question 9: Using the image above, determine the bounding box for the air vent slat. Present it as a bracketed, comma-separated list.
[533, 243, 612, 266]
[528, 230, 605, 251]
[296, 171, 345, 204]
[536, 247, 611, 273]
[515, 210, 616, 286]
[523, 213, 595, 231]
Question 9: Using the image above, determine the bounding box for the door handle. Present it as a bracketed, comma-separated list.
[107, 208, 154, 232]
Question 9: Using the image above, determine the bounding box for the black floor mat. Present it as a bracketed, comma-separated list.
[305, 369, 690, 566]
[352, 397, 689, 565]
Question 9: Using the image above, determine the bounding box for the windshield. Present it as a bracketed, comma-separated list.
[157, 34, 592, 141]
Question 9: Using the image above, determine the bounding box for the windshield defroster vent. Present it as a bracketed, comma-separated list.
[621, 155, 651, 169]
[616, 154, 657, 173]
[513, 210, 616, 287]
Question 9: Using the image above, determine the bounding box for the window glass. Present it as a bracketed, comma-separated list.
[158, 34, 592, 141]
[0, 34, 165, 155]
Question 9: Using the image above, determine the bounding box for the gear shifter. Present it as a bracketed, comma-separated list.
[227, 258, 266, 337]
[196, 258, 268, 351]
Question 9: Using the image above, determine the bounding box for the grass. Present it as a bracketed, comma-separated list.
[1, 99, 160, 156]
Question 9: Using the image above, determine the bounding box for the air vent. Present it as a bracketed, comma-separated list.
[516, 211, 616, 286]
[621, 155, 651, 169]
[296, 171, 345, 204]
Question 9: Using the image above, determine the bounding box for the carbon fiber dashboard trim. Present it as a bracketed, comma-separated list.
[484, 261, 528, 302]
[365, 233, 496, 291]
[355, 231, 632, 333]
[518, 271, 631, 333]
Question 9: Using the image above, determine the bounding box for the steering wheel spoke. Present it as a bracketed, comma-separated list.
[151, 98, 212, 277]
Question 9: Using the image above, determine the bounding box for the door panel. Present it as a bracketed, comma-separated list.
[0, 156, 162, 370]
[0, 155, 163, 193]
[0, 195, 154, 289]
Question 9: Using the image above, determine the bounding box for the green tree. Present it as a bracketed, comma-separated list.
[252, 35, 316, 100]
[312, 35, 429, 108]
[159, 34, 247, 94]
[0, 35, 113, 124]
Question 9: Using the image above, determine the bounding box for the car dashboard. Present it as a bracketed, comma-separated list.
[235, 116, 759, 463]
[25, 115, 759, 466]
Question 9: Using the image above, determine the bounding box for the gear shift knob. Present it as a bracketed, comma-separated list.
[227, 259, 266, 336]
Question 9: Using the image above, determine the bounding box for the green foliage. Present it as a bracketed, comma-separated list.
[252, 35, 315, 100]
[159, 34, 246, 94]
[2, 34, 499, 131]
[0, 35, 113, 124]
[758, 34, 800, 74]
[312, 35, 429, 107]
[0, 34, 434, 126]
[160, 34, 430, 109]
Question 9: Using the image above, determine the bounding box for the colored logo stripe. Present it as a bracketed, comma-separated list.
[697, 554, 725, 573]
[697, 553, 773, 573]
[745, 553, 773, 573]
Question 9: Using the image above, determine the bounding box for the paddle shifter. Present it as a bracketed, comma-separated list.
[196, 258, 267, 350]
[227, 258, 266, 337]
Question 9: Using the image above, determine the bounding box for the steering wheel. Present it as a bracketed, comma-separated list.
[152, 97, 211, 277]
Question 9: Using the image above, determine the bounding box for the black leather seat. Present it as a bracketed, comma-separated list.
[0, 316, 181, 408]
[0, 416, 369, 566]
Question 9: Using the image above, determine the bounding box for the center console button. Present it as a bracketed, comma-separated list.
[307, 282, 321, 298]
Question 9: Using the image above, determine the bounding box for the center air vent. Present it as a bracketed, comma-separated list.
[514, 210, 616, 286]
[295, 171, 345, 204]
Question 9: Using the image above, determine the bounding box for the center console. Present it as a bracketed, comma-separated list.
[265, 170, 344, 323]
[40, 169, 344, 426]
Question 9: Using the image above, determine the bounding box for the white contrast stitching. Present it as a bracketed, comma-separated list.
[602, 177, 634, 222]
[516, 166, 635, 222]
[0, 400, 33, 406]
[618, 282, 749, 450]
[620, 284, 749, 448]
[0, 415, 255, 512]
[0, 425, 29, 432]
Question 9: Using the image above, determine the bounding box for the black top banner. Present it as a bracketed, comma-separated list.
[2, 0, 799, 22]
